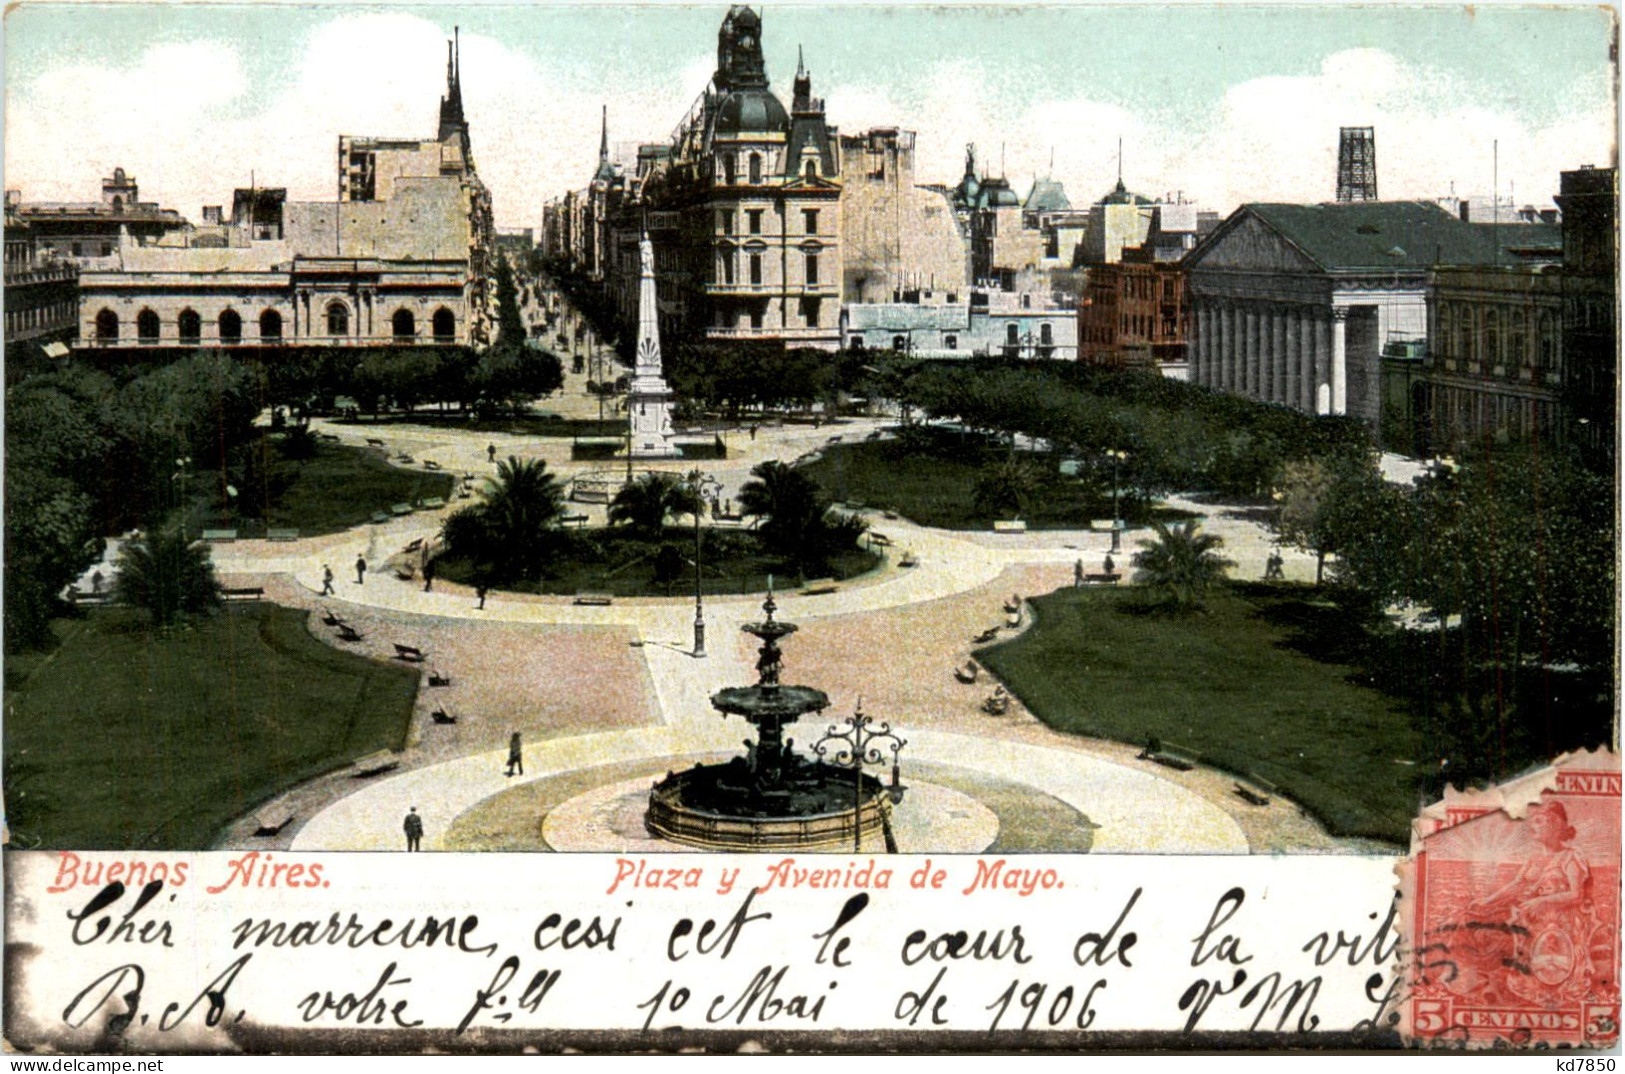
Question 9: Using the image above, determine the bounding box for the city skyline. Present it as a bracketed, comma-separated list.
[5, 3, 1616, 228]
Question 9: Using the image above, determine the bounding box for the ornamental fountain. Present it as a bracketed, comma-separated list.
[645, 585, 906, 850]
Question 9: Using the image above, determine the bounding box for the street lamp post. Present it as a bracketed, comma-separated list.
[1106, 450, 1126, 554]
[173, 456, 193, 542]
[812, 699, 908, 853]
[689, 470, 720, 657]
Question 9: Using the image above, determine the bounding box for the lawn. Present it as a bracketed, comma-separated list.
[975, 584, 1427, 843]
[195, 441, 455, 537]
[3, 604, 420, 849]
[799, 436, 1191, 531]
[436, 527, 880, 598]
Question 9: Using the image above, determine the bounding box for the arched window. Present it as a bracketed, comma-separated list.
[326, 302, 349, 337]
[178, 309, 202, 344]
[432, 308, 455, 341]
[1538, 312, 1557, 372]
[721, 155, 736, 185]
[392, 309, 416, 341]
[892, 335, 907, 352]
[260, 309, 283, 340]
[136, 308, 160, 343]
[1455, 305, 1471, 363]
[95, 309, 118, 342]
[804, 159, 818, 179]
[748, 153, 762, 184]
[1438, 305, 1453, 356]
[1509, 310, 1528, 376]
[1039, 322, 1054, 358]
[1004, 323, 1020, 359]
[219, 309, 243, 344]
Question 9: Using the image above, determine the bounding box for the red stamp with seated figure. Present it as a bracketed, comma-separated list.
[1403, 750, 1620, 1049]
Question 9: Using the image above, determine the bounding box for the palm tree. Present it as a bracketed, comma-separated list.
[114, 527, 220, 627]
[457, 456, 566, 580]
[1131, 520, 1234, 611]
[608, 472, 700, 541]
[738, 460, 826, 564]
[973, 457, 1041, 519]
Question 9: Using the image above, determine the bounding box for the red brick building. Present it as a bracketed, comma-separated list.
[1078, 247, 1188, 374]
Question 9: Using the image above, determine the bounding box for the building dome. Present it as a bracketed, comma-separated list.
[1099, 178, 1153, 206]
[713, 89, 790, 136]
[980, 177, 1021, 208]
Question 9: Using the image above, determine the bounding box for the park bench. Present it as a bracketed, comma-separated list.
[335, 623, 363, 643]
[394, 565, 416, 581]
[350, 750, 401, 778]
[267, 528, 300, 542]
[390, 503, 415, 516]
[394, 453, 415, 464]
[253, 810, 295, 837]
[422, 459, 443, 471]
[320, 609, 346, 627]
[371, 511, 391, 524]
[427, 669, 452, 687]
[1084, 572, 1122, 585]
[953, 661, 979, 684]
[431, 707, 458, 725]
[393, 643, 427, 663]
[419, 497, 446, 510]
[1150, 742, 1201, 772]
[898, 551, 919, 568]
[201, 529, 238, 542]
[972, 626, 1000, 644]
[317, 432, 341, 442]
[366, 437, 386, 448]
[992, 520, 1027, 533]
[573, 594, 613, 606]
[561, 513, 589, 527]
[72, 588, 112, 605]
[801, 581, 838, 596]
[867, 532, 893, 547]
[221, 586, 264, 601]
[401, 538, 424, 554]
[459, 487, 473, 499]
[1234, 773, 1279, 807]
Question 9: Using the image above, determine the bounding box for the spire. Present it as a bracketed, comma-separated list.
[792, 44, 813, 113]
[594, 104, 616, 182]
[438, 27, 466, 142]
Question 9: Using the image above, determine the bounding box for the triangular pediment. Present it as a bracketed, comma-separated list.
[780, 175, 841, 192]
[1187, 211, 1322, 274]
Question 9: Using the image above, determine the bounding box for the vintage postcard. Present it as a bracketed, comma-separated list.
[2, 0, 1617, 1056]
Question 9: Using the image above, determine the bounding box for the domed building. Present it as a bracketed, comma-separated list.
[614, 6, 844, 349]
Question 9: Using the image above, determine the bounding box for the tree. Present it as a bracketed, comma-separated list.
[609, 472, 700, 540]
[495, 257, 526, 350]
[972, 457, 1042, 519]
[739, 460, 824, 554]
[114, 528, 221, 628]
[1131, 520, 1234, 611]
[442, 456, 566, 581]
[1272, 451, 1392, 585]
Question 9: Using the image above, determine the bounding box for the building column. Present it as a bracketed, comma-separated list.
[1196, 302, 1211, 386]
[1300, 311, 1315, 413]
[1286, 308, 1303, 411]
[1332, 306, 1349, 415]
[1271, 307, 1286, 403]
[1215, 302, 1229, 390]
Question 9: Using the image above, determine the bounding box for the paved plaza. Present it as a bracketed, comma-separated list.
[189, 304, 1380, 856]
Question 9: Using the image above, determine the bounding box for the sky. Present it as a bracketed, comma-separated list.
[3, 3, 1617, 229]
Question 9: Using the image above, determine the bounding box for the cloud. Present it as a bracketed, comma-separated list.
[5, 23, 1613, 228]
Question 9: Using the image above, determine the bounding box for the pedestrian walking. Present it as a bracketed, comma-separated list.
[422, 557, 436, 593]
[355, 554, 367, 586]
[1103, 553, 1115, 576]
[487, 443, 497, 463]
[91, 570, 104, 595]
[506, 731, 524, 777]
[476, 584, 489, 610]
[749, 424, 758, 441]
[403, 807, 423, 852]
[1073, 558, 1084, 588]
[321, 564, 335, 596]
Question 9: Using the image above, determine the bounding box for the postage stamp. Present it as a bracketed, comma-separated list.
[1402, 749, 1621, 1049]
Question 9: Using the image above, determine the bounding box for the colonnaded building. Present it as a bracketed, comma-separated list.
[75, 34, 494, 355]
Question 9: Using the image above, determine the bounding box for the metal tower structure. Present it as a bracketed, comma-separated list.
[1337, 127, 1378, 202]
